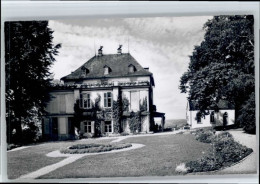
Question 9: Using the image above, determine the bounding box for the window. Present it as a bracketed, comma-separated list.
[128, 64, 136, 73]
[81, 67, 89, 76]
[85, 68, 89, 75]
[196, 112, 202, 124]
[210, 111, 215, 124]
[84, 121, 92, 133]
[223, 112, 228, 126]
[105, 121, 112, 133]
[80, 93, 91, 109]
[68, 117, 74, 135]
[130, 91, 140, 111]
[104, 66, 111, 75]
[104, 92, 112, 107]
[104, 67, 109, 75]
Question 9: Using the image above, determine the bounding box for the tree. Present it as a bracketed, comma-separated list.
[5, 21, 61, 143]
[180, 15, 255, 133]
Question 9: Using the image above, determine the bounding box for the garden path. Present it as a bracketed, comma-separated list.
[17, 129, 186, 180]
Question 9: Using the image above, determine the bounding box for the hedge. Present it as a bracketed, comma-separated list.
[60, 143, 132, 154]
[185, 129, 253, 173]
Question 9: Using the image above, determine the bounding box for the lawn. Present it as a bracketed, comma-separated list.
[36, 133, 211, 179]
[8, 138, 116, 179]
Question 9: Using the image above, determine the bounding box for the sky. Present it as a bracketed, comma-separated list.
[48, 15, 212, 120]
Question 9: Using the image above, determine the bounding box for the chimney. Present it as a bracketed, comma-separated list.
[98, 46, 103, 56]
[144, 67, 149, 71]
[117, 45, 122, 54]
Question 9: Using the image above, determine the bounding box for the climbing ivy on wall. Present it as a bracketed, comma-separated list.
[122, 96, 130, 112]
[129, 111, 141, 133]
[112, 95, 122, 134]
[140, 97, 148, 112]
[74, 94, 102, 137]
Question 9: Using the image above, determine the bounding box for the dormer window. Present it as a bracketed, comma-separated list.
[104, 65, 111, 75]
[85, 68, 89, 75]
[128, 64, 136, 73]
[81, 66, 89, 76]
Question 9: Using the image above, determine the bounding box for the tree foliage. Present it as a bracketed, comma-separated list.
[179, 15, 255, 133]
[5, 21, 61, 143]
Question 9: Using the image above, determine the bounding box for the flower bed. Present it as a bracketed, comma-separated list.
[178, 129, 253, 173]
[60, 143, 132, 154]
[7, 144, 21, 151]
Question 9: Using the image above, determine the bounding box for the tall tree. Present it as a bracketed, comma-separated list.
[180, 15, 255, 133]
[5, 21, 61, 143]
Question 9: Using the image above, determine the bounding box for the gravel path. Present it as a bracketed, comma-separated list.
[216, 130, 257, 174]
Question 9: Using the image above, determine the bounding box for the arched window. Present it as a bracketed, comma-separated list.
[196, 112, 202, 124]
[223, 112, 228, 127]
[210, 111, 215, 124]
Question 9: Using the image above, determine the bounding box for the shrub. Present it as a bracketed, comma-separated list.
[186, 130, 253, 173]
[61, 143, 132, 154]
[120, 132, 129, 136]
[195, 130, 214, 143]
[128, 111, 141, 133]
[7, 144, 21, 151]
[237, 92, 256, 134]
[21, 122, 41, 144]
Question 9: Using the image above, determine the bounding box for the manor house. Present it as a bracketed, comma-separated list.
[42, 46, 165, 140]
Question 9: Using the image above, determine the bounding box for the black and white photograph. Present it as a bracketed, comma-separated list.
[4, 14, 257, 180]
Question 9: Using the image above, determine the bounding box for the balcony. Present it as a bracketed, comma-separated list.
[50, 81, 150, 90]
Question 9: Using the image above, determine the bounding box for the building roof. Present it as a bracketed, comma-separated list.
[61, 53, 153, 81]
[188, 100, 235, 111]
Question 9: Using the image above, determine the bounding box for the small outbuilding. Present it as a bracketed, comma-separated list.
[186, 100, 235, 129]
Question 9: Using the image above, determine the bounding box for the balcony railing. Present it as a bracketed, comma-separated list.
[50, 81, 150, 89]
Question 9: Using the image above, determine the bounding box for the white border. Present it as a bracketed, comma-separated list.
[1, 1, 259, 183]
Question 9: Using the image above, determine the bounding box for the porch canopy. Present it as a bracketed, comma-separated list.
[153, 111, 166, 131]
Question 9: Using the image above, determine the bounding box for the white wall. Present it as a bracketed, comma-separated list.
[188, 110, 235, 129]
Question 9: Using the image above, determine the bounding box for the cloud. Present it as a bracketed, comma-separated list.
[49, 15, 212, 119]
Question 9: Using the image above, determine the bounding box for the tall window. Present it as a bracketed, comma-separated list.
[210, 111, 215, 124]
[105, 121, 112, 133]
[223, 112, 228, 126]
[80, 93, 91, 109]
[84, 121, 92, 133]
[104, 92, 112, 107]
[130, 91, 139, 111]
[196, 112, 202, 124]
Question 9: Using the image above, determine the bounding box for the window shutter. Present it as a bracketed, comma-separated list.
[101, 121, 105, 134]
[79, 94, 83, 108]
[104, 93, 107, 107]
[80, 121, 84, 133]
[91, 121, 95, 134]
